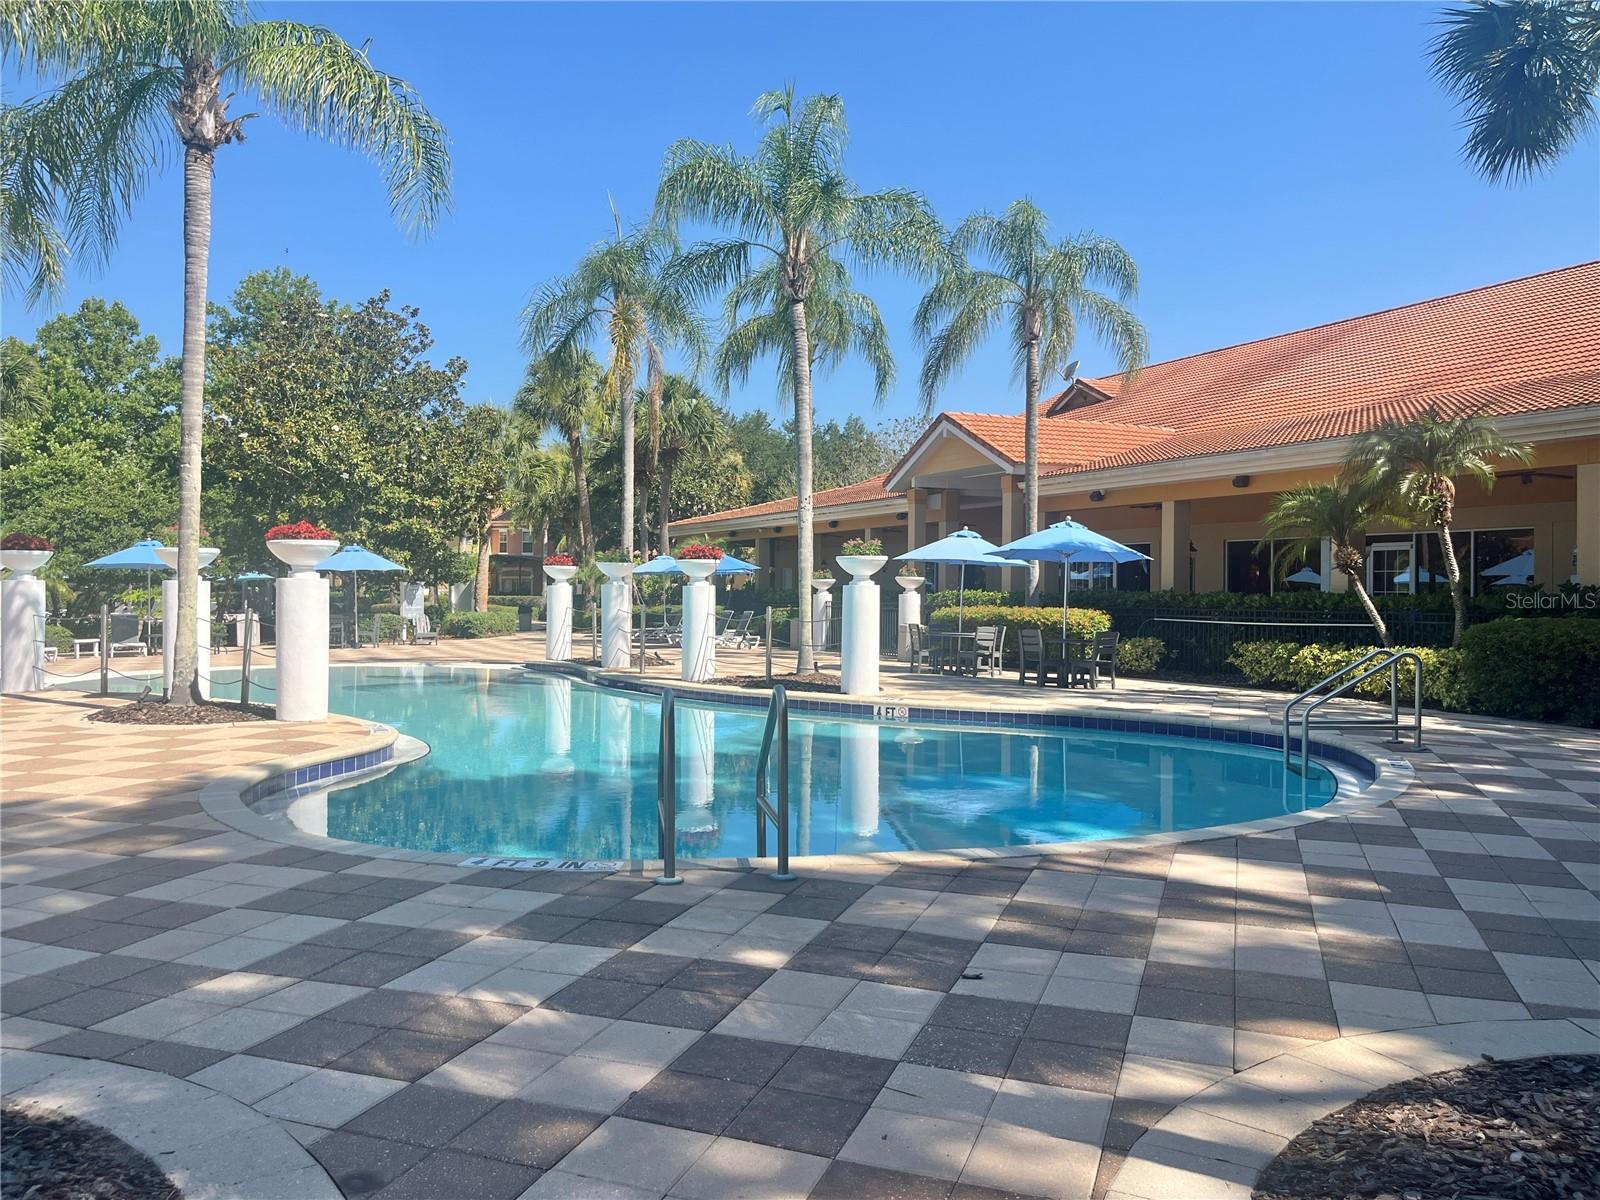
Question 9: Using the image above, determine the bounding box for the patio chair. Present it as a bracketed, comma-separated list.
[107, 613, 148, 658]
[958, 625, 1002, 676]
[717, 611, 754, 647]
[1017, 628, 1054, 685]
[412, 611, 439, 646]
[908, 623, 937, 673]
[1068, 631, 1120, 689]
[976, 626, 1007, 677]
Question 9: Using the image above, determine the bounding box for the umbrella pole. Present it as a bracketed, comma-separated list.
[1061, 562, 1068, 639]
[957, 574, 965, 633]
[353, 572, 360, 649]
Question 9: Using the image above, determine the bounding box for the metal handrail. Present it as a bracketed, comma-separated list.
[754, 685, 796, 881]
[1283, 649, 1424, 772]
[655, 688, 682, 885]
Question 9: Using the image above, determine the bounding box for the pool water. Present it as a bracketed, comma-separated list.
[209, 665, 1341, 860]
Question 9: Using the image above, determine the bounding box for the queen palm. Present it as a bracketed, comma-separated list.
[2, 0, 450, 703]
[1430, 0, 1600, 181]
[916, 199, 1147, 598]
[1262, 482, 1399, 646]
[1346, 408, 1531, 647]
[657, 85, 939, 672]
[522, 215, 704, 560]
[515, 350, 606, 562]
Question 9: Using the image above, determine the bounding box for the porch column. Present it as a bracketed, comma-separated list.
[757, 536, 774, 589]
[938, 490, 962, 590]
[1158, 500, 1192, 593]
[999, 477, 1024, 594]
[1578, 463, 1600, 586]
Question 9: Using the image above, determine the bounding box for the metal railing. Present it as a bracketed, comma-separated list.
[1283, 648, 1425, 773]
[754, 685, 796, 881]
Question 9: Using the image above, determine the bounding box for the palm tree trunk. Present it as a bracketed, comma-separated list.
[571, 435, 594, 561]
[647, 339, 669, 556]
[171, 145, 213, 705]
[475, 528, 491, 612]
[1022, 332, 1042, 601]
[789, 297, 816, 675]
[660, 458, 675, 552]
[1347, 570, 1392, 647]
[1438, 521, 1467, 647]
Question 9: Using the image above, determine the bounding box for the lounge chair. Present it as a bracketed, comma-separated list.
[718, 611, 754, 648]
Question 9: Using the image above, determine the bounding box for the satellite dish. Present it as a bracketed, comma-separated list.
[1061, 359, 1080, 385]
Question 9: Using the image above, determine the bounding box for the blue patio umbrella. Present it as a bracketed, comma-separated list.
[316, 546, 403, 645]
[84, 539, 169, 630]
[993, 519, 1150, 637]
[896, 527, 1010, 630]
[633, 555, 681, 576]
[711, 553, 759, 577]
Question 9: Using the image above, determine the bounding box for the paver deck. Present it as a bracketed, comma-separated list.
[5, 634, 1597, 1199]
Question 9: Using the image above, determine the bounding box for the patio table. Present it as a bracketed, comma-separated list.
[935, 630, 977, 675]
[73, 638, 101, 659]
[1040, 636, 1095, 688]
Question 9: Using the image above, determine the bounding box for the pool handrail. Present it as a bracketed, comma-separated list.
[754, 685, 796, 881]
[1282, 648, 1424, 773]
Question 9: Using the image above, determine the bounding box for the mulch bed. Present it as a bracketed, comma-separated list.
[1, 1106, 182, 1199]
[722, 672, 842, 693]
[1254, 1054, 1600, 1200]
[88, 698, 273, 726]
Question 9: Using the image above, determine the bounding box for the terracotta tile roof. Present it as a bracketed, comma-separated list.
[1041, 261, 1600, 466]
[674, 473, 897, 529]
[943, 412, 1173, 469]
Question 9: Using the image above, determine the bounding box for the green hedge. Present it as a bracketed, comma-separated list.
[1458, 618, 1600, 727]
[440, 606, 518, 639]
[929, 604, 1111, 640]
[44, 623, 73, 655]
[1116, 636, 1167, 675]
[1227, 641, 1467, 710]
[489, 595, 542, 612]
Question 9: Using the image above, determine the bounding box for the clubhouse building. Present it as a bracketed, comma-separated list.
[670, 263, 1600, 598]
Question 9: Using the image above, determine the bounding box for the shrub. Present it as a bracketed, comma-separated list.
[44, 622, 72, 654]
[544, 552, 574, 567]
[265, 520, 334, 541]
[1116, 636, 1167, 674]
[1459, 618, 1600, 727]
[1227, 641, 1468, 711]
[2, 533, 51, 550]
[677, 543, 723, 561]
[929, 604, 1111, 641]
[928, 588, 1008, 611]
[841, 537, 883, 556]
[441, 606, 518, 638]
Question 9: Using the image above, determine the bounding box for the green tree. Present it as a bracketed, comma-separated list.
[652, 374, 729, 544]
[916, 199, 1147, 598]
[1, 0, 450, 702]
[1430, 0, 1600, 181]
[515, 350, 607, 561]
[461, 404, 508, 612]
[658, 85, 939, 671]
[522, 215, 704, 558]
[505, 439, 575, 557]
[724, 408, 798, 504]
[1346, 408, 1532, 647]
[1261, 482, 1400, 646]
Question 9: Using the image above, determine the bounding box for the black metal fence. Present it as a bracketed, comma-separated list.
[1129, 607, 1459, 674]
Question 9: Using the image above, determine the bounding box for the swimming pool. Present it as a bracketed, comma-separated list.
[206, 664, 1344, 860]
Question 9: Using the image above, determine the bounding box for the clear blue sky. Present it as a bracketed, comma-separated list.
[5, 1, 1596, 426]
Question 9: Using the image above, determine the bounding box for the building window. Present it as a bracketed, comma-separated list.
[1472, 528, 1534, 591]
[520, 528, 536, 556]
[1116, 543, 1151, 592]
[1364, 529, 1532, 595]
[497, 529, 508, 554]
[1227, 539, 1325, 595]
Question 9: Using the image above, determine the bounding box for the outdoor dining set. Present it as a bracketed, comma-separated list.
[906, 623, 1121, 688]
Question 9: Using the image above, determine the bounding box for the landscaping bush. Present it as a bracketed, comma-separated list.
[1227, 641, 1468, 711]
[440, 606, 518, 639]
[928, 588, 1008, 612]
[44, 623, 72, 655]
[930, 604, 1110, 640]
[1458, 618, 1600, 727]
[1116, 636, 1167, 675]
[489, 595, 542, 613]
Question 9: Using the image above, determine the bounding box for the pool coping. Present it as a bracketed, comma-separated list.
[189, 658, 1416, 875]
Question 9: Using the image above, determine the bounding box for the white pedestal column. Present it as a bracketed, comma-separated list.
[840, 578, 881, 696]
[543, 675, 573, 761]
[895, 578, 924, 658]
[682, 580, 716, 682]
[810, 586, 833, 652]
[162, 578, 212, 701]
[0, 577, 46, 694]
[841, 722, 881, 838]
[601, 581, 632, 670]
[546, 582, 573, 661]
[275, 572, 329, 721]
[681, 706, 717, 832]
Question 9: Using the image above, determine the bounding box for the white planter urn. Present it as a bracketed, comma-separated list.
[0, 547, 53, 693]
[544, 564, 575, 662]
[835, 554, 887, 582]
[810, 576, 835, 593]
[154, 546, 222, 572]
[895, 577, 926, 658]
[679, 559, 719, 582]
[268, 538, 341, 574]
[543, 563, 578, 584]
[596, 561, 636, 582]
[810, 578, 834, 653]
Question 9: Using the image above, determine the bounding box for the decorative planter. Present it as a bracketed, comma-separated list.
[811, 576, 835, 592]
[680, 560, 718, 582]
[896, 575, 926, 593]
[268, 538, 340, 574]
[544, 564, 578, 583]
[596, 562, 635, 582]
[836, 554, 887, 582]
[154, 546, 222, 571]
[0, 549, 54, 577]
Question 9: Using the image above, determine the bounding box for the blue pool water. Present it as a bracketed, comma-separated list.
[204, 665, 1342, 860]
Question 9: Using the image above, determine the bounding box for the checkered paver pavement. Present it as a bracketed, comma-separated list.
[3, 671, 1597, 1200]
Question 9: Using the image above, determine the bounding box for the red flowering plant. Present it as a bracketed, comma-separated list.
[265, 521, 337, 541]
[1, 533, 51, 550]
[677, 543, 724, 561]
[545, 552, 575, 567]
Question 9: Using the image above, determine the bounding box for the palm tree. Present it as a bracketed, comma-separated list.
[1346, 408, 1532, 646]
[2, 0, 450, 703]
[657, 85, 940, 672]
[522, 213, 704, 560]
[654, 375, 724, 547]
[1262, 482, 1398, 646]
[515, 350, 606, 562]
[915, 200, 1147, 597]
[505, 438, 575, 564]
[1430, 0, 1600, 182]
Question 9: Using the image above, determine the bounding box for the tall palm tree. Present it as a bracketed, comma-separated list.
[515, 350, 606, 562]
[1430, 0, 1600, 182]
[1262, 482, 1399, 646]
[657, 85, 940, 672]
[2, 0, 450, 703]
[1346, 408, 1532, 646]
[505, 438, 575, 564]
[522, 213, 704, 560]
[916, 199, 1147, 598]
[655, 374, 724, 548]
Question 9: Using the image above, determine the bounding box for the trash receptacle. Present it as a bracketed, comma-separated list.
[518, 603, 534, 633]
